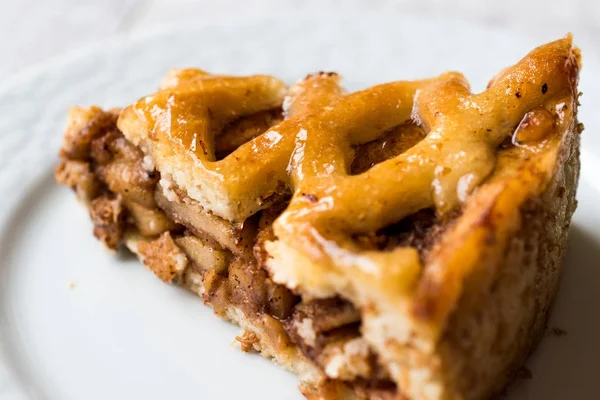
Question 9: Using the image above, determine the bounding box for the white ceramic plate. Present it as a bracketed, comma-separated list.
[1, 13, 599, 400]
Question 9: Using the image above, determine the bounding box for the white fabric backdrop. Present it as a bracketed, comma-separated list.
[1, 0, 599, 78]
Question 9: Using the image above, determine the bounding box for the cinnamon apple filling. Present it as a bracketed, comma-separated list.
[57, 103, 458, 396]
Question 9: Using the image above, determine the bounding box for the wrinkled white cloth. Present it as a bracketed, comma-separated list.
[1, 0, 599, 78]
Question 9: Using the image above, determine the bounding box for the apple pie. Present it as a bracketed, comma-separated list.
[55, 36, 582, 400]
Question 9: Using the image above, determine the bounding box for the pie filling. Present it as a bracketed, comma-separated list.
[55, 37, 581, 400]
[56, 103, 461, 395]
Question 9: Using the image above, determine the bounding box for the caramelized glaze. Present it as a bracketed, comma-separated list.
[118, 36, 579, 301]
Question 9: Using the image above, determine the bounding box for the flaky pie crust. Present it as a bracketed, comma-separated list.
[57, 36, 581, 400]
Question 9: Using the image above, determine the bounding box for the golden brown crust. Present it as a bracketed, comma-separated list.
[56, 36, 582, 400]
[434, 113, 580, 399]
[267, 36, 579, 314]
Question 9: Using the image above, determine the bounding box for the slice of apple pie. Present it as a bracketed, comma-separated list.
[56, 36, 582, 400]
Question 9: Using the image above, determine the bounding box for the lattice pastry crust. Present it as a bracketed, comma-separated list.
[58, 36, 581, 400]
